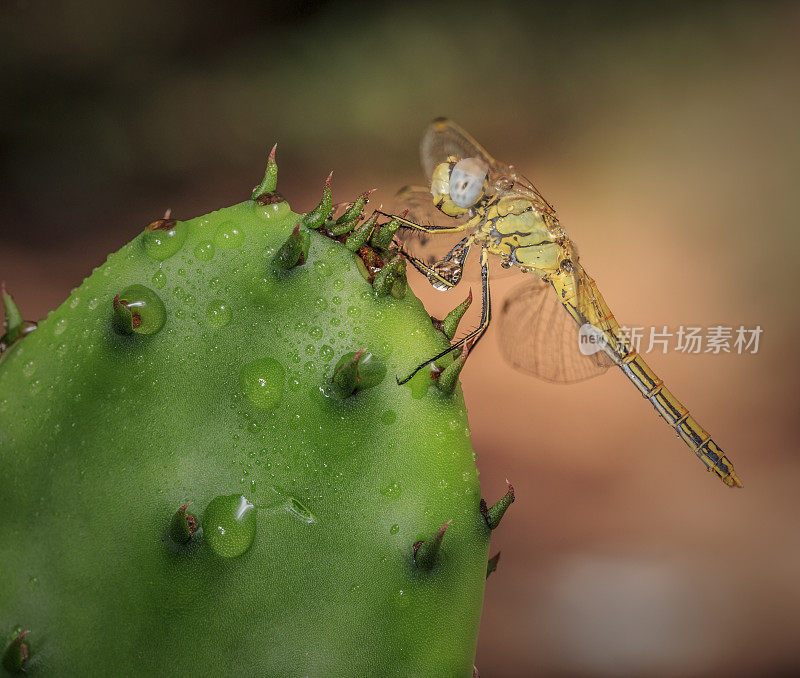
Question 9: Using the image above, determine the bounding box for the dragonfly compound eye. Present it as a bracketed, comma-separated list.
[449, 157, 488, 208]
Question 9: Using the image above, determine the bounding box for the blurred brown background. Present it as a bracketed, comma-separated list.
[2, 1, 799, 675]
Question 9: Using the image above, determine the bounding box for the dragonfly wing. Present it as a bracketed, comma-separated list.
[509, 172, 558, 218]
[421, 118, 558, 218]
[498, 276, 613, 384]
[420, 118, 498, 181]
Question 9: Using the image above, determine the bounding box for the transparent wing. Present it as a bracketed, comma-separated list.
[390, 185, 516, 281]
[420, 118, 497, 181]
[498, 276, 613, 384]
[421, 118, 557, 217]
[508, 171, 558, 217]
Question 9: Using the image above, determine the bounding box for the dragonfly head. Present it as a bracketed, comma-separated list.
[430, 156, 489, 217]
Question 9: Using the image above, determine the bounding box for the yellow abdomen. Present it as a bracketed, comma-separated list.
[550, 263, 742, 488]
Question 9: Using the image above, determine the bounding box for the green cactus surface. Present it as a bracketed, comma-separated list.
[0, 159, 506, 676]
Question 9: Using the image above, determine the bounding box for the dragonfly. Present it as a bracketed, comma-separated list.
[378, 117, 742, 488]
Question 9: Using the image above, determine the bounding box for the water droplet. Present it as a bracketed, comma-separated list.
[347, 306, 361, 319]
[54, 318, 68, 335]
[239, 357, 285, 410]
[381, 482, 402, 498]
[389, 524, 399, 535]
[284, 497, 315, 524]
[203, 494, 256, 558]
[214, 221, 244, 249]
[396, 589, 410, 608]
[88, 296, 100, 310]
[319, 345, 334, 362]
[22, 360, 36, 377]
[248, 277, 275, 306]
[206, 299, 232, 327]
[381, 410, 397, 425]
[194, 241, 215, 261]
[404, 367, 434, 399]
[257, 200, 291, 220]
[151, 270, 166, 289]
[113, 285, 167, 335]
[143, 222, 188, 260]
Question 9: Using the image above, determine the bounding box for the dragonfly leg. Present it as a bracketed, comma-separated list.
[374, 209, 475, 234]
[394, 242, 455, 290]
[397, 248, 492, 385]
[394, 235, 473, 291]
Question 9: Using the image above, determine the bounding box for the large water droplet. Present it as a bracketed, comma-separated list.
[113, 285, 166, 335]
[381, 482, 402, 498]
[405, 367, 434, 399]
[214, 221, 244, 249]
[194, 241, 215, 261]
[143, 222, 188, 261]
[257, 200, 291, 220]
[205, 299, 231, 328]
[203, 494, 256, 558]
[239, 357, 285, 410]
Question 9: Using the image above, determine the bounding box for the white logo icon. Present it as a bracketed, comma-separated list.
[578, 323, 606, 356]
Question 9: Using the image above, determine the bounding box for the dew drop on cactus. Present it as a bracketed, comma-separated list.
[205, 299, 232, 328]
[151, 270, 166, 289]
[284, 496, 315, 524]
[203, 494, 256, 558]
[112, 284, 166, 335]
[239, 357, 285, 409]
[142, 218, 188, 261]
[194, 241, 215, 261]
[404, 367, 435, 399]
[214, 221, 244, 249]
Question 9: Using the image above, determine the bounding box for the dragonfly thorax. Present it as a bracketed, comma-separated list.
[478, 195, 569, 276]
